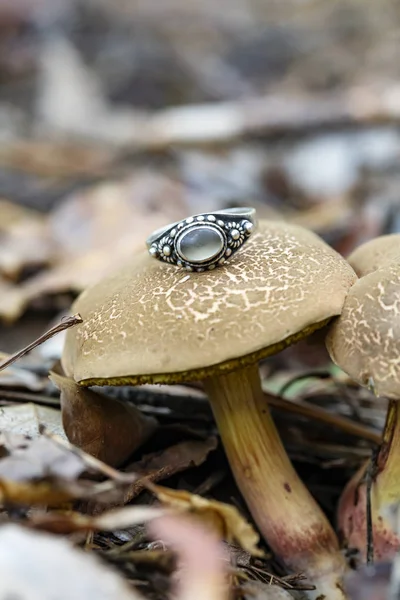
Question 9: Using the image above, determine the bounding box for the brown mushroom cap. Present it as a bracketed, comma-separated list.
[62, 220, 356, 385]
[326, 262, 400, 398]
[348, 234, 400, 277]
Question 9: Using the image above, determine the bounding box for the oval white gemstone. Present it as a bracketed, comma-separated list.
[177, 226, 224, 264]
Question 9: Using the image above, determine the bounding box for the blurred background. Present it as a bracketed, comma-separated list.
[0, 7, 398, 594]
[0, 0, 400, 348]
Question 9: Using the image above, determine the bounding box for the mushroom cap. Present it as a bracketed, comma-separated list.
[62, 220, 356, 385]
[326, 262, 400, 398]
[348, 234, 400, 277]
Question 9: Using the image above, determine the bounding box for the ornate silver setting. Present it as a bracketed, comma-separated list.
[146, 207, 256, 271]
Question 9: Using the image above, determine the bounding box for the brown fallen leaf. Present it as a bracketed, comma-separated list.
[0, 205, 54, 280]
[0, 362, 47, 390]
[29, 504, 167, 534]
[149, 483, 263, 558]
[0, 279, 26, 323]
[0, 172, 189, 322]
[50, 372, 157, 467]
[0, 403, 65, 439]
[0, 199, 42, 231]
[120, 436, 218, 504]
[49, 174, 188, 259]
[0, 431, 137, 507]
[0, 139, 114, 179]
[0, 433, 87, 482]
[0, 524, 144, 600]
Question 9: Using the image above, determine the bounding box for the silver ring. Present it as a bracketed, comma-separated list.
[146, 207, 257, 272]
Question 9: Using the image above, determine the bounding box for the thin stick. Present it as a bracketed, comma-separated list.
[266, 393, 381, 444]
[0, 314, 83, 373]
[365, 447, 379, 565]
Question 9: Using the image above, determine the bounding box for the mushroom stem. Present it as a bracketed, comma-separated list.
[204, 364, 347, 600]
[338, 400, 400, 562]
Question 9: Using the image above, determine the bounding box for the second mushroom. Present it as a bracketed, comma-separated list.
[326, 234, 400, 563]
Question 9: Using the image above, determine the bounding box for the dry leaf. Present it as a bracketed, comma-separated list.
[0, 199, 41, 231]
[50, 372, 157, 466]
[0, 433, 88, 505]
[149, 484, 263, 557]
[0, 524, 143, 600]
[49, 174, 187, 259]
[0, 364, 47, 390]
[0, 432, 136, 506]
[0, 205, 54, 280]
[30, 505, 167, 534]
[0, 172, 189, 321]
[0, 140, 113, 179]
[0, 433, 86, 481]
[121, 436, 218, 503]
[0, 279, 26, 323]
[0, 403, 65, 439]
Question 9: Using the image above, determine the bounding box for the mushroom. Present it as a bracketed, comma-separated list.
[62, 219, 356, 598]
[326, 236, 400, 562]
[347, 233, 400, 277]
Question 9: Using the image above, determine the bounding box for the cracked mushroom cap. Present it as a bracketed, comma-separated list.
[348, 234, 400, 277]
[62, 220, 356, 385]
[326, 262, 400, 398]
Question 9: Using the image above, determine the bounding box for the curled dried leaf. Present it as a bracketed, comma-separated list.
[0, 432, 136, 507]
[30, 505, 167, 534]
[148, 483, 263, 557]
[120, 436, 218, 503]
[50, 372, 157, 466]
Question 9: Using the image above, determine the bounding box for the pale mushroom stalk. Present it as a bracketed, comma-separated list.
[377, 400, 400, 495]
[205, 365, 347, 599]
[338, 399, 400, 561]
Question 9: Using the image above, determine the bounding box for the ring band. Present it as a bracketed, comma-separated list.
[146, 207, 257, 271]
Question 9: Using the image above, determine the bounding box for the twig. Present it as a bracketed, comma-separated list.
[0, 314, 83, 372]
[365, 447, 379, 565]
[266, 393, 381, 444]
